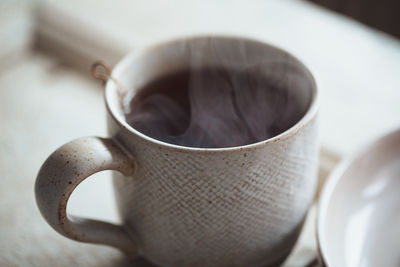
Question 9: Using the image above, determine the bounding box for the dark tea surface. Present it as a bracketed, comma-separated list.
[123, 66, 305, 148]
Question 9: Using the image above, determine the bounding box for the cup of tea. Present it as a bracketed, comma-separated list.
[35, 35, 319, 267]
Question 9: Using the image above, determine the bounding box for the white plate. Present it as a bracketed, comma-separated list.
[317, 128, 400, 267]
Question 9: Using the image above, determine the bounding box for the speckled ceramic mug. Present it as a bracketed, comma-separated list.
[35, 36, 319, 267]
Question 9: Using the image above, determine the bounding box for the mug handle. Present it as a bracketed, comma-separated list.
[35, 136, 137, 255]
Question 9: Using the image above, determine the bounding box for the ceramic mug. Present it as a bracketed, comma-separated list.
[35, 36, 319, 267]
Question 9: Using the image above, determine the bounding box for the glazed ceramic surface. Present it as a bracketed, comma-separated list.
[317, 128, 400, 267]
[36, 36, 319, 267]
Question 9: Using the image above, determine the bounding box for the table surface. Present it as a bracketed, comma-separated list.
[1, 0, 400, 266]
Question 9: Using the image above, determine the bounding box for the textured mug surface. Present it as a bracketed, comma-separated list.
[35, 36, 319, 267]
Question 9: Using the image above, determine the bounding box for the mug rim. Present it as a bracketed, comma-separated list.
[105, 34, 319, 152]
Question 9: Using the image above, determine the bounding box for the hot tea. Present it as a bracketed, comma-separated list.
[123, 65, 305, 148]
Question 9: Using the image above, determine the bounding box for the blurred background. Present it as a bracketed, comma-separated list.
[0, 0, 399, 266]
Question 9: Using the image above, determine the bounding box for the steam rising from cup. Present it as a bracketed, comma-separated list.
[123, 38, 313, 148]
